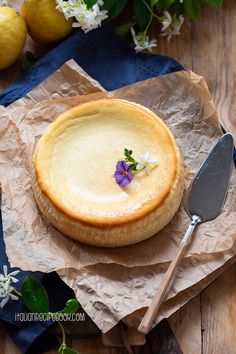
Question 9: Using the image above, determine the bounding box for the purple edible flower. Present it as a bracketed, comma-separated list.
[115, 161, 133, 187]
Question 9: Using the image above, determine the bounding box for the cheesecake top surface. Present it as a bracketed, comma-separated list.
[34, 99, 179, 226]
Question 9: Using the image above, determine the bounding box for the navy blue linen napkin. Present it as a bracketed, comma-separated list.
[0, 26, 183, 106]
[0, 27, 184, 353]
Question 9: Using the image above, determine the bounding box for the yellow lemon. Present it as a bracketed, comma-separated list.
[22, 0, 73, 43]
[0, 7, 27, 70]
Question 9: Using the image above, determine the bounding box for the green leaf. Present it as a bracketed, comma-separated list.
[114, 21, 136, 37]
[124, 148, 130, 157]
[150, 0, 158, 6]
[129, 162, 138, 171]
[203, 0, 223, 6]
[83, 0, 97, 8]
[21, 51, 38, 71]
[134, 0, 152, 31]
[58, 344, 78, 354]
[56, 299, 80, 315]
[102, 0, 128, 21]
[156, 0, 176, 11]
[183, 0, 201, 20]
[124, 148, 135, 163]
[21, 276, 49, 313]
[173, 2, 185, 16]
[101, 0, 115, 9]
[63, 348, 78, 354]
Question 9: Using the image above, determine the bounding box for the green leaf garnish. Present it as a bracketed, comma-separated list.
[124, 148, 138, 171]
[55, 299, 80, 315]
[58, 344, 79, 354]
[21, 276, 49, 313]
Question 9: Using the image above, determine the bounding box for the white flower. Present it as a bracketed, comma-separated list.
[0, 285, 19, 308]
[56, 0, 108, 33]
[160, 10, 172, 32]
[0, 265, 20, 283]
[172, 15, 184, 35]
[0, 0, 11, 5]
[160, 12, 184, 41]
[131, 27, 157, 53]
[0, 265, 20, 308]
[136, 152, 158, 175]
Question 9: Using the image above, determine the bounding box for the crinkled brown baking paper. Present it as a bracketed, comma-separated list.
[0, 61, 236, 332]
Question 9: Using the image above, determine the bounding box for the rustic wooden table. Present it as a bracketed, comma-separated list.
[1, 1, 236, 353]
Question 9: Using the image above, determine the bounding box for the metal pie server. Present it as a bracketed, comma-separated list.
[138, 133, 234, 334]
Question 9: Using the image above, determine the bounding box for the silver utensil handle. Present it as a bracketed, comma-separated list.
[182, 215, 201, 244]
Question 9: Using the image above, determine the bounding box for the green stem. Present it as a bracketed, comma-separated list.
[144, 13, 153, 34]
[58, 321, 66, 346]
[13, 288, 22, 297]
[141, 0, 160, 20]
[141, 0, 153, 14]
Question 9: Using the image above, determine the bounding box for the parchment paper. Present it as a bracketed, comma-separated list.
[1, 61, 236, 332]
[11, 59, 105, 108]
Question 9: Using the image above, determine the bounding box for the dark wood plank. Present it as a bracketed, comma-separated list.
[169, 297, 201, 354]
[201, 263, 236, 354]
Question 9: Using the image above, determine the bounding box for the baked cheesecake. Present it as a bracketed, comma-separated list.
[32, 99, 184, 247]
